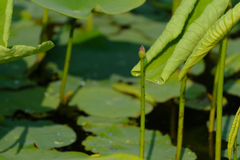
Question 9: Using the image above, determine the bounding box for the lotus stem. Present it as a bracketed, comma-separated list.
[208, 44, 221, 159]
[86, 13, 93, 32]
[59, 18, 76, 105]
[175, 74, 187, 160]
[215, 36, 228, 160]
[139, 45, 146, 159]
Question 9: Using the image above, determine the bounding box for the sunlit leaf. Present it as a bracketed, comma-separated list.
[179, 2, 240, 80]
[31, 0, 146, 19]
[131, 0, 212, 84]
[0, 0, 14, 47]
[162, 0, 229, 82]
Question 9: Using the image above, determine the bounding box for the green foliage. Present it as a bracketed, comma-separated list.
[179, 2, 240, 80]
[0, 0, 14, 47]
[31, 0, 146, 19]
[83, 125, 197, 160]
[0, 120, 76, 150]
[69, 87, 153, 118]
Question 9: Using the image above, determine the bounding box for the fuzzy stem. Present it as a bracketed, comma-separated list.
[175, 74, 187, 160]
[215, 36, 228, 160]
[233, 135, 237, 160]
[139, 45, 146, 159]
[59, 18, 76, 105]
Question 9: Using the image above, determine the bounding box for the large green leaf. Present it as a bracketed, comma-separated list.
[162, 0, 229, 82]
[83, 125, 196, 160]
[179, 2, 240, 80]
[0, 87, 59, 116]
[0, 120, 76, 151]
[0, 41, 54, 64]
[69, 87, 153, 118]
[31, 0, 146, 19]
[77, 116, 129, 135]
[223, 79, 240, 96]
[0, 148, 142, 160]
[131, 0, 213, 84]
[0, 0, 14, 47]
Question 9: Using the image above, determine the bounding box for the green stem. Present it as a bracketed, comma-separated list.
[209, 55, 220, 133]
[59, 18, 76, 105]
[139, 45, 146, 159]
[233, 136, 237, 160]
[175, 74, 187, 160]
[215, 36, 228, 160]
[208, 44, 221, 159]
[86, 13, 93, 32]
[172, 0, 182, 14]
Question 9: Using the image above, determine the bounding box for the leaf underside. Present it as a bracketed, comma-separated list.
[0, 41, 54, 64]
[31, 0, 146, 19]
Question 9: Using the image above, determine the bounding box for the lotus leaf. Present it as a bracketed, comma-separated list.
[69, 87, 153, 118]
[0, 120, 76, 151]
[31, 0, 146, 19]
[131, 0, 213, 84]
[0, 87, 59, 116]
[0, 148, 142, 160]
[83, 125, 196, 160]
[77, 116, 129, 135]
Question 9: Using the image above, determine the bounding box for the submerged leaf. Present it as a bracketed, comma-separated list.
[0, 41, 54, 64]
[179, 2, 240, 80]
[31, 0, 146, 19]
[227, 107, 240, 160]
[0, 0, 14, 47]
[162, 0, 229, 82]
[131, 0, 197, 78]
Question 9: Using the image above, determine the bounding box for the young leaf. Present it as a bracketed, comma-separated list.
[161, 0, 230, 82]
[179, 2, 240, 80]
[0, 41, 54, 64]
[227, 107, 240, 160]
[131, 0, 211, 84]
[31, 0, 146, 19]
[131, 0, 197, 77]
[0, 0, 14, 47]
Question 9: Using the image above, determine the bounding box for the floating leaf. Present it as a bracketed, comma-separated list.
[77, 116, 129, 135]
[0, 120, 76, 150]
[112, 83, 155, 105]
[179, 2, 240, 80]
[69, 87, 153, 118]
[31, 0, 146, 19]
[0, 87, 59, 116]
[83, 125, 196, 160]
[0, 148, 142, 160]
[227, 107, 240, 160]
